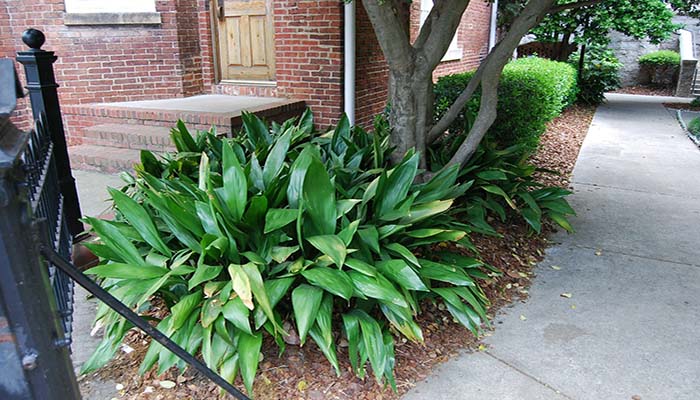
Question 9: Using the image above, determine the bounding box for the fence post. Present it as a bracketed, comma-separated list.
[0, 117, 81, 400]
[16, 29, 83, 238]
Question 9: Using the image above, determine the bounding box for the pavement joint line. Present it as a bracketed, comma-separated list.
[563, 244, 700, 269]
[484, 351, 577, 400]
[571, 181, 700, 201]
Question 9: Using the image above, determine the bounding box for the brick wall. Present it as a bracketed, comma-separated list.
[355, 2, 389, 129]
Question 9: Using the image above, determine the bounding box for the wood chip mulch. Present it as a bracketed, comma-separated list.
[78, 105, 596, 400]
[662, 103, 700, 112]
[613, 85, 674, 97]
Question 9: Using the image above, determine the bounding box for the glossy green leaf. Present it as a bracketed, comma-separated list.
[242, 263, 279, 332]
[86, 217, 145, 267]
[302, 267, 354, 300]
[376, 260, 428, 291]
[292, 284, 324, 345]
[418, 259, 474, 286]
[385, 242, 420, 269]
[264, 208, 298, 233]
[169, 291, 203, 331]
[354, 310, 386, 384]
[287, 146, 315, 208]
[303, 158, 336, 235]
[307, 235, 347, 268]
[109, 188, 171, 256]
[347, 271, 407, 307]
[221, 140, 247, 221]
[375, 152, 419, 218]
[344, 257, 377, 277]
[220, 296, 250, 335]
[84, 263, 168, 280]
[263, 129, 291, 187]
[188, 264, 223, 290]
[238, 331, 263, 395]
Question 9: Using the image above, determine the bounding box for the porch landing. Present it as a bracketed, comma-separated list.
[65, 95, 305, 173]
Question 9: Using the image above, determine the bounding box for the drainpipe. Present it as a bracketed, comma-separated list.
[344, 1, 356, 125]
[489, 0, 498, 51]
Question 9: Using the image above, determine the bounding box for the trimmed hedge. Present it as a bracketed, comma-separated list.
[569, 46, 622, 105]
[434, 57, 578, 154]
[638, 50, 680, 67]
[688, 116, 700, 137]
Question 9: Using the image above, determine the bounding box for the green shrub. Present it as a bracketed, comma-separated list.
[434, 57, 578, 155]
[638, 50, 681, 67]
[688, 116, 700, 137]
[569, 46, 622, 105]
[639, 50, 680, 87]
[690, 97, 700, 107]
[81, 111, 494, 395]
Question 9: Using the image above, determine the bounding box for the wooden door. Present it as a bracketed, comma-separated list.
[216, 0, 275, 81]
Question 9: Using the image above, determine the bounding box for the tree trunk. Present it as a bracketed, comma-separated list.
[388, 69, 433, 167]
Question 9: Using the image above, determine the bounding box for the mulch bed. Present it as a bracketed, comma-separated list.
[613, 85, 674, 97]
[663, 103, 700, 112]
[78, 105, 597, 400]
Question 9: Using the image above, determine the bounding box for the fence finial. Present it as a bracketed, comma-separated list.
[22, 28, 45, 50]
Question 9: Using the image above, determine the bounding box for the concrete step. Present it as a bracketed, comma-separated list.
[69, 145, 144, 174]
[82, 123, 175, 151]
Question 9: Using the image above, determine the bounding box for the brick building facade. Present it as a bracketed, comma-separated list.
[2, 0, 493, 137]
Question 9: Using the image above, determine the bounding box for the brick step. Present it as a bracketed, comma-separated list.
[82, 123, 175, 151]
[69, 145, 145, 174]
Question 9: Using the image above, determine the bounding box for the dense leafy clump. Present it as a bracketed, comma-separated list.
[434, 57, 578, 155]
[82, 111, 495, 395]
[639, 50, 681, 87]
[569, 46, 622, 105]
[430, 139, 575, 235]
[638, 50, 681, 67]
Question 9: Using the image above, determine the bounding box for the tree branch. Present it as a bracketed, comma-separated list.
[548, 0, 604, 14]
[414, 0, 471, 69]
[440, 0, 559, 167]
[361, 0, 414, 71]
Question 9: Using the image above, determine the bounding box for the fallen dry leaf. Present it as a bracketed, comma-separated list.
[159, 380, 176, 389]
[550, 265, 561, 270]
[560, 293, 572, 299]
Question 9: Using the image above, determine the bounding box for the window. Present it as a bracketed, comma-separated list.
[419, 0, 462, 61]
[64, 0, 160, 25]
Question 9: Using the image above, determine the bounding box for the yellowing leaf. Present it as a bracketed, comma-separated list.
[297, 380, 308, 392]
[228, 264, 253, 310]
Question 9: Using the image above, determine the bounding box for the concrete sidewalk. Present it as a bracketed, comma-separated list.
[404, 94, 700, 400]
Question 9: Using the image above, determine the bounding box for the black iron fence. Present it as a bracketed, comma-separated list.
[0, 29, 249, 399]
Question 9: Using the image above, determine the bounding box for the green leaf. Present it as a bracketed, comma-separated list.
[303, 158, 336, 235]
[292, 284, 324, 345]
[84, 263, 168, 280]
[270, 245, 299, 263]
[375, 152, 419, 218]
[331, 114, 351, 155]
[242, 111, 271, 147]
[338, 220, 360, 246]
[307, 235, 347, 268]
[302, 267, 354, 300]
[263, 129, 292, 187]
[540, 199, 575, 215]
[221, 141, 248, 222]
[482, 185, 517, 209]
[242, 262, 280, 333]
[201, 297, 224, 328]
[376, 260, 428, 291]
[344, 257, 377, 277]
[108, 188, 172, 257]
[476, 169, 508, 180]
[188, 264, 223, 290]
[228, 264, 253, 310]
[86, 217, 145, 267]
[358, 227, 380, 254]
[547, 211, 574, 233]
[287, 146, 315, 208]
[384, 242, 420, 269]
[354, 310, 387, 384]
[220, 353, 240, 385]
[238, 331, 263, 395]
[264, 208, 298, 233]
[419, 259, 475, 287]
[399, 200, 453, 224]
[170, 291, 203, 331]
[222, 296, 252, 334]
[347, 271, 408, 307]
[253, 277, 296, 329]
[342, 312, 361, 375]
[521, 206, 542, 233]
